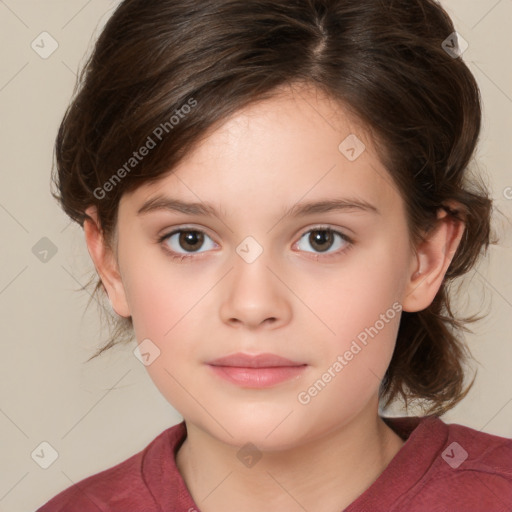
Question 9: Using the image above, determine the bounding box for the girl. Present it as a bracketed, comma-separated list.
[37, 0, 512, 510]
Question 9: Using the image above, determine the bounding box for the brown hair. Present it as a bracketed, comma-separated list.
[53, 0, 496, 416]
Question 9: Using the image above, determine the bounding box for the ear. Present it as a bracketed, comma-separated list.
[402, 203, 465, 313]
[83, 206, 131, 317]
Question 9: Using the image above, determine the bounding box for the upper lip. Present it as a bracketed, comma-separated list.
[207, 353, 306, 368]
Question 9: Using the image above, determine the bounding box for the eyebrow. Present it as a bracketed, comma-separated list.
[137, 195, 380, 218]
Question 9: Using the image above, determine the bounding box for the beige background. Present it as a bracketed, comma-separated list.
[0, 1, 511, 510]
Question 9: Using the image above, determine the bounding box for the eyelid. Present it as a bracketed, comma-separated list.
[296, 224, 352, 240]
[157, 224, 217, 242]
[158, 223, 352, 240]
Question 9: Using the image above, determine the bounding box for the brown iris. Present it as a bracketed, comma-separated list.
[308, 230, 334, 252]
[179, 231, 204, 252]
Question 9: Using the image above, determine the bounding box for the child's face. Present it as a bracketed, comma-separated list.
[110, 85, 420, 448]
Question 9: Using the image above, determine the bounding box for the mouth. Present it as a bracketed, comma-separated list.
[206, 353, 307, 388]
[207, 352, 306, 368]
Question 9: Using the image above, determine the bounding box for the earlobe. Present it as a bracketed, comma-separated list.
[83, 206, 131, 317]
[402, 205, 465, 313]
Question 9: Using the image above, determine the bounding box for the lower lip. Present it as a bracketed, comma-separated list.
[208, 365, 307, 388]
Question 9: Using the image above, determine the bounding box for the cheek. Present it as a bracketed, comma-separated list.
[306, 242, 406, 339]
[122, 257, 208, 413]
[120, 249, 213, 389]
[297, 281, 402, 423]
[303, 242, 406, 390]
[120, 244, 208, 339]
[123, 270, 171, 340]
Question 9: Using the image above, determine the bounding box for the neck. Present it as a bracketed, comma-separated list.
[176, 401, 405, 512]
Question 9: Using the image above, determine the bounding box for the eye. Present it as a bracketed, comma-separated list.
[159, 228, 217, 260]
[294, 227, 352, 257]
[158, 225, 353, 262]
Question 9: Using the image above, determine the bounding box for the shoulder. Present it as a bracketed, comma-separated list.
[438, 419, 512, 489]
[432, 417, 512, 481]
[404, 416, 512, 510]
[35, 424, 184, 512]
[444, 419, 512, 464]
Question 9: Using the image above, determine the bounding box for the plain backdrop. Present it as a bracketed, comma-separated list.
[0, 1, 511, 510]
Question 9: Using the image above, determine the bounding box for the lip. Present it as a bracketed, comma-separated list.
[207, 352, 305, 368]
[206, 353, 307, 388]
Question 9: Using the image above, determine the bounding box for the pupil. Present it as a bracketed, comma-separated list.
[310, 230, 333, 252]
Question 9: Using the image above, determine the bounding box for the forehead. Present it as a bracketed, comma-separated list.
[121, 84, 402, 220]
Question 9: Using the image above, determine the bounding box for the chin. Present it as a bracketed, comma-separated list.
[193, 409, 316, 452]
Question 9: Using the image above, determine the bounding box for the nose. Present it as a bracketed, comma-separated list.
[219, 250, 292, 330]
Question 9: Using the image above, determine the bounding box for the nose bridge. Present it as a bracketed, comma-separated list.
[219, 235, 291, 329]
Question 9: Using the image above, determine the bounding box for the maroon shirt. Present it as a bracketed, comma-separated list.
[36, 416, 512, 511]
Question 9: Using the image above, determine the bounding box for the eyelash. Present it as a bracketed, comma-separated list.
[157, 225, 354, 263]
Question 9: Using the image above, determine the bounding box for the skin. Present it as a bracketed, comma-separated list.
[84, 83, 464, 511]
